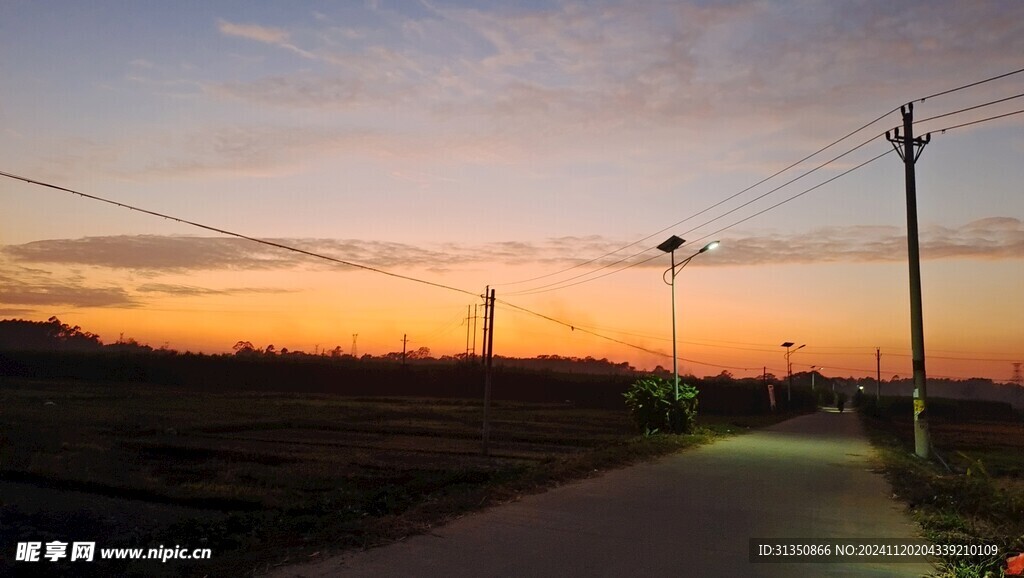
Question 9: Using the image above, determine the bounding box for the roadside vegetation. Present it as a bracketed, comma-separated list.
[858, 395, 1024, 577]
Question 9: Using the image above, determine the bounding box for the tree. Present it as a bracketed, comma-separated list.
[232, 341, 258, 356]
[0, 317, 102, 351]
[408, 346, 432, 360]
[712, 370, 734, 384]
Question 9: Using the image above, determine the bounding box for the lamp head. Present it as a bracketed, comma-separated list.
[699, 240, 720, 253]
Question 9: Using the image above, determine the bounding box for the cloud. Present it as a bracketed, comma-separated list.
[1, 235, 478, 273]
[135, 283, 296, 296]
[2, 218, 1020, 278]
[0, 308, 38, 317]
[705, 218, 1024, 267]
[218, 19, 319, 60]
[204, 0, 1024, 157]
[218, 20, 290, 45]
[3, 236, 296, 272]
[0, 273, 138, 308]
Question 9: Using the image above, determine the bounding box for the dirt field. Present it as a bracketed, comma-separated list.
[862, 404, 1024, 576]
[2, 377, 725, 575]
[877, 413, 1024, 477]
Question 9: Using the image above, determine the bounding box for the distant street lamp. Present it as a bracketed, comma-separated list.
[780, 342, 805, 402]
[659, 237, 720, 400]
[810, 366, 825, 392]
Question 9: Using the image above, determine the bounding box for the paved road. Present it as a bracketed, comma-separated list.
[275, 410, 935, 577]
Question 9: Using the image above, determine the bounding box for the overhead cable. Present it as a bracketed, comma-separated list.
[0, 170, 480, 298]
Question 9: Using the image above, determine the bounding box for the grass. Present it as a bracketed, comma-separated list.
[0, 377, 794, 576]
[859, 407, 1024, 577]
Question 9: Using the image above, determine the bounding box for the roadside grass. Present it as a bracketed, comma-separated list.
[0, 378, 798, 576]
[860, 412, 1024, 577]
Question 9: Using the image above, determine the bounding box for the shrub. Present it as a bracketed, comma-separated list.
[623, 376, 699, 434]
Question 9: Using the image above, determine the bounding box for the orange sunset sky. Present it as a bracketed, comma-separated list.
[1, 1, 1022, 382]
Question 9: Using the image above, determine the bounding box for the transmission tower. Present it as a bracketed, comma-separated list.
[1012, 362, 1023, 386]
[351, 334, 358, 359]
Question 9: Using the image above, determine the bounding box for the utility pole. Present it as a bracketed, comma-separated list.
[465, 304, 472, 358]
[481, 287, 496, 456]
[351, 334, 358, 359]
[471, 304, 478, 361]
[887, 103, 932, 459]
[401, 334, 409, 366]
[876, 347, 882, 401]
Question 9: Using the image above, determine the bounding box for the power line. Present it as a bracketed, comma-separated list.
[916, 66, 1024, 103]
[510, 106, 1024, 298]
[511, 148, 895, 296]
[494, 300, 762, 371]
[0, 169, 480, 299]
[498, 66, 1024, 291]
[508, 132, 888, 296]
[495, 107, 899, 288]
[914, 91, 1024, 125]
[930, 107, 1024, 133]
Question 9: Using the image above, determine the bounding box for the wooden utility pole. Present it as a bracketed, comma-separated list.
[465, 304, 472, 358]
[887, 103, 931, 459]
[471, 304, 478, 361]
[876, 347, 881, 401]
[481, 288, 496, 456]
[401, 333, 409, 365]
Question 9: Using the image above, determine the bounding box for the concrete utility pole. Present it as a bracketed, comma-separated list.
[887, 103, 932, 459]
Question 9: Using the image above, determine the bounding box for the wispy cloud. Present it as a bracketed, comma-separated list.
[218, 19, 318, 60]
[0, 272, 138, 308]
[0, 308, 39, 317]
[207, 1, 1024, 132]
[135, 283, 295, 297]
[3, 236, 296, 272]
[704, 217, 1024, 267]
[2, 218, 1021, 276]
[218, 21, 290, 44]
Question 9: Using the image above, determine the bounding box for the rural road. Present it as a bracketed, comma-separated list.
[274, 409, 935, 577]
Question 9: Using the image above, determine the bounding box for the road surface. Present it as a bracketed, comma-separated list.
[274, 409, 935, 577]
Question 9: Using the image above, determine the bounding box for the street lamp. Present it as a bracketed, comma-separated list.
[659, 237, 720, 400]
[810, 366, 825, 391]
[780, 342, 805, 402]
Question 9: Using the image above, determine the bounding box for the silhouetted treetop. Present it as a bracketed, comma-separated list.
[0, 317, 103, 351]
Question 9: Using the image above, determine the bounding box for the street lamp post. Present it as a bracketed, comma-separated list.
[810, 366, 825, 392]
[658, 236, 720, 400]
[780, 342, 805, 403]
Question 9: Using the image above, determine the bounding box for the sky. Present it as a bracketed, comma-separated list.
[1, 0, 1023, 382]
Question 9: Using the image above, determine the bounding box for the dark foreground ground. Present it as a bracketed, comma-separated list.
[275, 409, 935, 577]
[1, 377, 786, 576]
